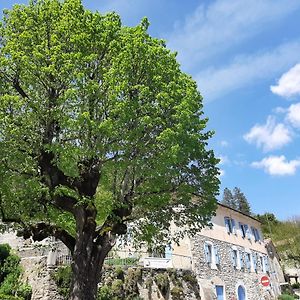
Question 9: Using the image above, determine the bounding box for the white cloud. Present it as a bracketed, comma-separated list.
[243, 116, 292, 152]
[220, 140, 229, 147]
[270, 64, 300, 98]
[196, 41, 300, 101]
[218, 155, 229, 165]
[252, 155, 300, 176]
[286, 103, 300, 129]
[168, 0, 300, 69]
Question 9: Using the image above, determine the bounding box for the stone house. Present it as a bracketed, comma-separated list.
[139, 203, 285, 300]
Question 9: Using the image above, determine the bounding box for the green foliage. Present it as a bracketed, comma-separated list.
[292, 282, 300, 289]
[170, 286, 184, 300]
[105, 257, 139, 266]
[182, 271, 197, 284]
[0, 0, 219, 297]
[154, 272, 169, 296]
[221, 187, 251, 215]
[51, 266, 72, 298]
[0, 244, 31, 300]
[111, 279, 124, 299]
[278, 294, 297, 300]
[0, 294, 22, 300]
[97, 285, 112, 300]
[259, 217, 300, 265]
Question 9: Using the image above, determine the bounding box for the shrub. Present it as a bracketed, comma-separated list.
[52, 266, 72, 298]
[97, 285, 112, 300]
[292, 282, 300, 289]
[278, 294, 296, 300]
[170, 286, 184, 300]
[0, 244, 30, 300]
[154, 272, 169, 297]
[17, 284, 32, 300]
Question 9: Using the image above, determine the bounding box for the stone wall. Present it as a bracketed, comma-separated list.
[21, 256, 64, 300]
[191, 235, 277, 300]
[98, 266, 202, 300]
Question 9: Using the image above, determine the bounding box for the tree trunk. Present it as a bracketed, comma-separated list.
[69, 207, 113, 300]
[68, 237, 112, 300]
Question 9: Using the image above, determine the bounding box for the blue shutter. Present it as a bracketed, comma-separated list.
[256, 229, 261, 241]
[204, 243, 212, 263]
[252, 253, 257, 272]
[232, 219, 236, 234]
[231, 250, 237, 268]
[245, 225, 251, 240]
[239, 222, 244, 238]
[224, 217, 230, 233]
[264, 256, 270, 272]
[239, 251, 244, 269]
[245, 253, 250, 271]
[214, 245, 220, 265]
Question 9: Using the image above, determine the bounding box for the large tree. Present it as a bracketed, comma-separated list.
[0, 1, 219, 299]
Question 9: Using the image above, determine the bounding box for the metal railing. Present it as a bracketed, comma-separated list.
[55, 250, 193, 270]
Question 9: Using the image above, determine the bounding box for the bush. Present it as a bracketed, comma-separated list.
[52, 266, 72, 298]
[0, 244, 30, 300]
[154, 272, 169, 297]
[0, 294, 22, 300]
[278, 294, 296, 300]
[17, 284, 32, 300]
[171, 286, 184, 300]
[292, 282, 300, 289]
[97, 285, 112, 300]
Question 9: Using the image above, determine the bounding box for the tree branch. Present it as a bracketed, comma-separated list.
[19, 222, 76, 254]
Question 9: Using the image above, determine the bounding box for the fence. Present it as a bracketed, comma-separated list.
[55, 250, 193, 270]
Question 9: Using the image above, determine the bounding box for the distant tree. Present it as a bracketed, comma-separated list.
[256, 212, 279, 236]
[221, 188, 236, 209]
[233, 187, 251, 215]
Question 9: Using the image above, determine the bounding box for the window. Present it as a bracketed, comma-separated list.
[204, 242, 220, 268]
[224, 217, 236, 234]
[216, 285, 224, 300]
[204, 243, 212, 264]
[231, 249, 238, 268]
[239, 251, 244, 270]
[245, 252, 251, 272]
[251, 227, 261, 242]
[239, 223, 250, 239]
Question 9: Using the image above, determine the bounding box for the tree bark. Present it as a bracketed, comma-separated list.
[68, 207, 114, 300]
[68, 235, 113, 300]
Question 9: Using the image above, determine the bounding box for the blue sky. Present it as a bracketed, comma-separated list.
[2, 0, 300, 220]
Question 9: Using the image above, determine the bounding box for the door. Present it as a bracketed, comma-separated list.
[237, 285, 246, 300]
[216, 285, 224, 300]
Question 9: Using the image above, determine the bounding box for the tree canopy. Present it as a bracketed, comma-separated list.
[0, 0, 219, 298]
[221, 187, 251, 215]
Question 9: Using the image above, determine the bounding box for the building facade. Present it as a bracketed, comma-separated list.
[166, 203, 285, 300]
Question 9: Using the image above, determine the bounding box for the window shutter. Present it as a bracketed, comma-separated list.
[224, 217, 230, 233]
[214, 245, 220, 265]
[204, 243, 212, 263]
[232, 219, 236, 234]
[252, 253, 257, 272]
[231, 250, 237, 268]
[245, 253, 249, 271]
[245, 225, 251, 240]
[239, 222, 244, 237]
[239, 251, 244, 269]
[264, 256, 270, 272]
[256, 229, 261, 241]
